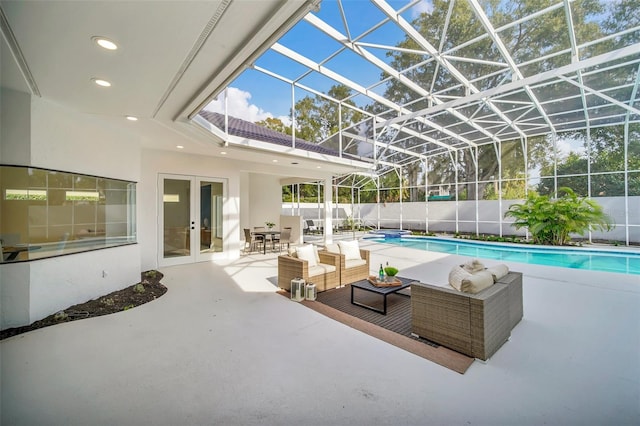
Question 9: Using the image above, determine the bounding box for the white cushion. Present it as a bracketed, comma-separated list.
[345, 258, 367, 269]
[308, 263, 336, 277]
[449, 266, 494, 294]
[338, 240, 362, 260]
[486, 264, 509, 281]
[296, 244, 318, 267]
[325, 243, 340, 254]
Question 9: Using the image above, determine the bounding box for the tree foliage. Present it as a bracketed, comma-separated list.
[292, 85, 364, 148]
[537, 124, 640, 196]
[255, 117, 292, 135]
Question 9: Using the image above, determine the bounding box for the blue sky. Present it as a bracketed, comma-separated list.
[205, 0, 433, 123]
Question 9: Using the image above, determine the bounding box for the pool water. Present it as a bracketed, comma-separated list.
[364, 236, 640, 275]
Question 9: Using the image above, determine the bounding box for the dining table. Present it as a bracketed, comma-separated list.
[252, 230, 281, 254]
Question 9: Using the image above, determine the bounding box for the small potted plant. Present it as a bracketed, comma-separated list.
[265, 221, 275, 230]
[384, 265, 399, 282]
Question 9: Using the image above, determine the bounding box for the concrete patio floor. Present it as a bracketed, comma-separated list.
[2, 240, 639, 425]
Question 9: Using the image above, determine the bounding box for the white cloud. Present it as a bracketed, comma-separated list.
[555, 137, 586, 160]
[410, 0, 433, 18]
[204, 87, 290, 126]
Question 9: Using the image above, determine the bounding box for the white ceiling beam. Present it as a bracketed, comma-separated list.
[467, 0, 547, 139]
[270, 42, 474, 149]
[558, 76, 640, 116]
[375, 43, 640, 130]
[304, 13, 494, 146]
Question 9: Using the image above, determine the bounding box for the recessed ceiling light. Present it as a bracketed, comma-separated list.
[125, 116, 138, 121]
[220, 151, 227, 155]
[272, 159, 278, 163]
[91, 78, 111, 87]
[92, 36, 118, 50]
[316, 166, 322, 169]
[176, 145, 184, 149]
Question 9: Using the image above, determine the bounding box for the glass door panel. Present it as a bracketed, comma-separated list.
[199, 180, 224, 256]
[161, 177, 193, 264]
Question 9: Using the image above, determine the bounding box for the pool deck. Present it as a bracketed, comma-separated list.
[1, 239, 639, 425]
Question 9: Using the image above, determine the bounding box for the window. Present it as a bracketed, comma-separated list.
[0, 165, 136, 262]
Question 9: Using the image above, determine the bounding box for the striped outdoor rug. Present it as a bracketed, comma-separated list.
[281, 285, 474, 374]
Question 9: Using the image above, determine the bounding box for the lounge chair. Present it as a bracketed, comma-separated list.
[304, 219, 319, 234]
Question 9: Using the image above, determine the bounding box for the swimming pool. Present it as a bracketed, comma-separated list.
[364, 235, 640, 275]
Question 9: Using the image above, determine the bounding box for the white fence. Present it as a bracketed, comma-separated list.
[283, 196, 640, 244]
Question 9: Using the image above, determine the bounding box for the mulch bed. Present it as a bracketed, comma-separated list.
[0, 270, 167, 340]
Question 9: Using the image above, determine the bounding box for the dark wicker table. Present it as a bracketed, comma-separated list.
[350, 276, 415, 315]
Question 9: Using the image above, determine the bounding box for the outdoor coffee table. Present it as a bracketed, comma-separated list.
[350, 276, 415, 315]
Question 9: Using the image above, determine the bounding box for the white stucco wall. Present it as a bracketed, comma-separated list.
[248, 173, 284, 230]
[1, 97, 142, 329]
[0, 88, 31, 165]
[138, 149, 243, 271]
[28, 245, 140, 324]
[30, 97, 140, 181]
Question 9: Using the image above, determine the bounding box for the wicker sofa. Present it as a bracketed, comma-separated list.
[277, 250, 341, 292]
[411, 271, 523, 361]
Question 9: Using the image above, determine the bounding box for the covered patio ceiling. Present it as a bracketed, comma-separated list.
[198, 0, 640, 182]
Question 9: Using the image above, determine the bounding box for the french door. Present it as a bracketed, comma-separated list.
[159, 174, 225, 266]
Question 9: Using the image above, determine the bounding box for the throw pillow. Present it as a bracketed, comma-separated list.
[296, 244, 318, 267]
[325, 243, 340, 254]
[486, 264, 509, 281]
[449, 266, 494, 294]
[462, 259, 485, 273]
[338, 240, 362, 260]
[312, 244, 320, 263]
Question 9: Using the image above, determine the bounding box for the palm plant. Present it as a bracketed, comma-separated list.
[504, 188, 613, 246]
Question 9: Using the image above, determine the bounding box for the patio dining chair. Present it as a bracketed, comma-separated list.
[243, 228, 264, 254]
[273, 227, 292, 252]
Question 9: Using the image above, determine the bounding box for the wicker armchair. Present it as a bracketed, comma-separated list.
[328, 249, 371, 286]
[411, 271, 523, 361]
[278, 251, 340, 292]
[322, 242, 371, 286]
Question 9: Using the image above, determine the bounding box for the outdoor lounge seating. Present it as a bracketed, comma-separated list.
[410, 271, 523, 361]
[304, 219, 319, 234]
[278, 245, 340, 292]
[323, 240, 371, 285]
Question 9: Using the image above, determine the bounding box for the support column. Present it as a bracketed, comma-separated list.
[324, 177, 333, 245]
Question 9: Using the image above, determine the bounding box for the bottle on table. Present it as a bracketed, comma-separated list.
[379, 263, 385, 282]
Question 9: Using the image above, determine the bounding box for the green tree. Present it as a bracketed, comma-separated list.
[504, 187, 613, 245]
[537, 124, 640, 196]
[293, 84, 364, 150]
[255, 117, 292, 135]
